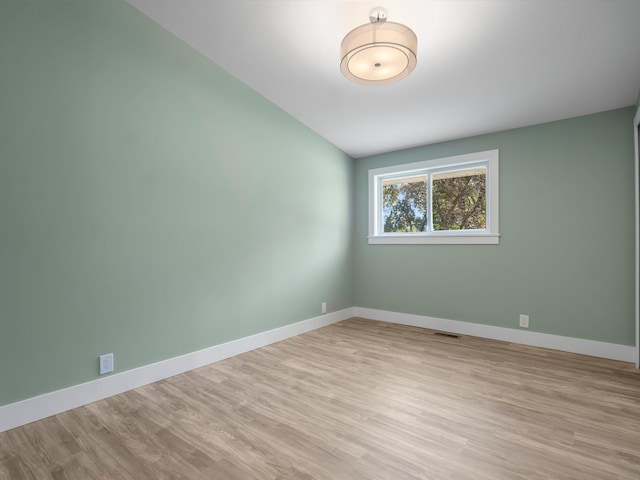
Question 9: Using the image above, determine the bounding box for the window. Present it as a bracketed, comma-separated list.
[368, 150, 499, 244]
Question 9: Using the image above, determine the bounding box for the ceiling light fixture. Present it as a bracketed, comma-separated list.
[340, 8, 417, 85]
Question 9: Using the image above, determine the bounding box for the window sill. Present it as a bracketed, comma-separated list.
[367, 234, 500, 245]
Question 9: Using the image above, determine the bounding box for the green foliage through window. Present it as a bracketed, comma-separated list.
[432, 169, 486, 230]
[381, 168, 486, 233]
[383, 176, 427, 232]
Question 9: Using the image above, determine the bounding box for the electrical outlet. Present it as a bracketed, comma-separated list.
[321, 302, 327, 314]
[99, 353, 114, 375]
[519, 314, 529, 328]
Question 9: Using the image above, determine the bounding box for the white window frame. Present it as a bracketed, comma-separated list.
[368, 149, 499, 245]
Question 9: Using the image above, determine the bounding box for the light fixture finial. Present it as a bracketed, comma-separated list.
[369, 7, 387, 23]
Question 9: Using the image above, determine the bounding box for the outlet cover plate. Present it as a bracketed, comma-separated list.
[519, 314, 529, 328]
[99, 353, 114, 375]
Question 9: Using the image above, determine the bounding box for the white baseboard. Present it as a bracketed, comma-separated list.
[0, 308, 354, 433]
[2, 306, 633, 432]
[354, 307, 636, 363]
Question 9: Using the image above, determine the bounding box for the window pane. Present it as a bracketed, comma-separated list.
[382, 175, 427, 233]
[432, 168, 486, 231]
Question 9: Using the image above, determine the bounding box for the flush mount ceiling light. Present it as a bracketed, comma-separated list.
[340, 8, 417, 85]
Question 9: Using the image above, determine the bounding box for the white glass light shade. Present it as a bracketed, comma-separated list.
[340, 21, 417, 85]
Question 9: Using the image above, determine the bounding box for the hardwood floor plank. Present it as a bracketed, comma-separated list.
[1, 318, 640, 479]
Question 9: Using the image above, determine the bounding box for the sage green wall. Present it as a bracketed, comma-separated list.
[354, 107, 636, 345]
[0, 1, 353, 406]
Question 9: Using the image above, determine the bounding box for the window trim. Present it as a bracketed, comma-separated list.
[368, 149, 500, 245]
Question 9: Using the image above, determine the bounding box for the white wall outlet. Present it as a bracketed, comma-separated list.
[519, 314, 530, 328]
[321, 302, 327, 314]
[99, 353, 114, 375]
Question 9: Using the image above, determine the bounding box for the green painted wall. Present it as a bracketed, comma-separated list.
[354, 108, 636, 345]
[0, 1, 353, 406]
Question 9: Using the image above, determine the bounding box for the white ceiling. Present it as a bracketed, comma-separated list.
[127, 0, 640, 158]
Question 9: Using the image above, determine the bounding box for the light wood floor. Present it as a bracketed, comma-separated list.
[2, 318, 640, 479]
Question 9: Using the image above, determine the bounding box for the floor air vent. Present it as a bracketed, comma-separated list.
[433, 332, 460, 339]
